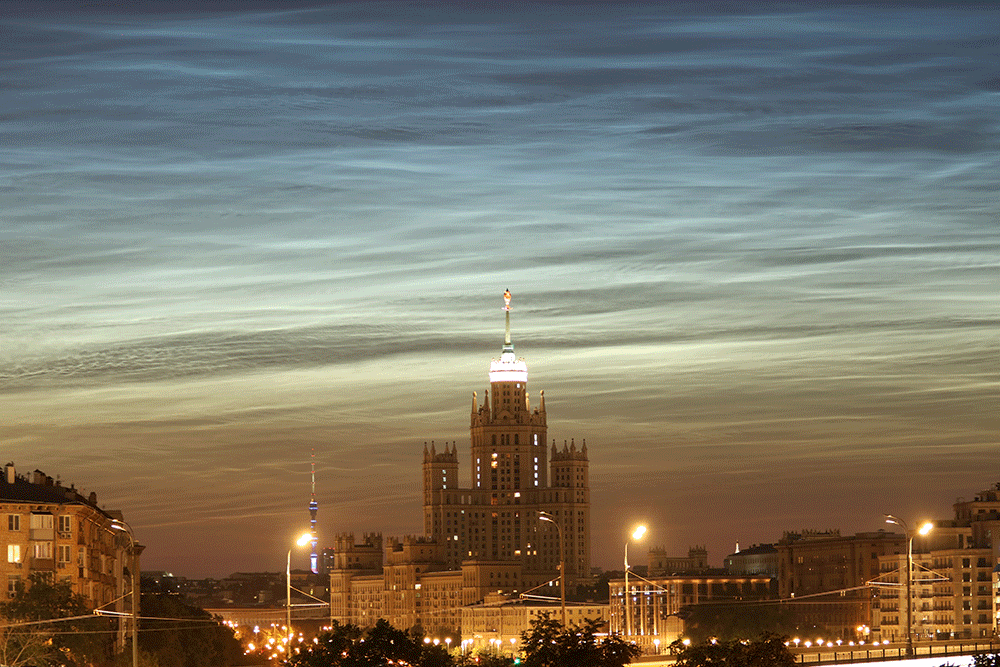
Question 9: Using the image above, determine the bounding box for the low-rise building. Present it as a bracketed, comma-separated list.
[461, 593, 608, 655]
[609, 567, 776, 652]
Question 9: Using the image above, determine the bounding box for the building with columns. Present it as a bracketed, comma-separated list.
[326, 291, 592, 635]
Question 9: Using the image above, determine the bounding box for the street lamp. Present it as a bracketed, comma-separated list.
[624, 524, 646, 638]
[885, 514, 933, 657]
[538, 511, 567, 627]
[110, 519, 138, 667]
[287, 532, 312, 637]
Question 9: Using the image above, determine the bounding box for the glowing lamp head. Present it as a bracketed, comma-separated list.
[918, 522, 933, 536]
[632, 525, 647, 541]
[295, 532, 312, 547]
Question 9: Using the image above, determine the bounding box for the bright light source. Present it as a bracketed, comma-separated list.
[296, 532, 312, 547]
[918, 522, 933, 536]
[632, 525, 647, 540]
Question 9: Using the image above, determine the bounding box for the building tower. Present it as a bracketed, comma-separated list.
[309, 450, 319, 574]
[422, 290, 590, 586]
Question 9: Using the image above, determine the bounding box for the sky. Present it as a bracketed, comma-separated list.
[2, 1, 998, 579]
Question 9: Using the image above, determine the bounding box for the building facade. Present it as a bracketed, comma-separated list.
[1, 463, 137, 617]
[874, 483, 1000, 641]
[648, 546, 709, 575]
[777, 529, 905, 639]
[608, 570, 776, 651]
[326, 292, 592, 635]
[724, 543, 779, 577]
[461, 593, 608, 654]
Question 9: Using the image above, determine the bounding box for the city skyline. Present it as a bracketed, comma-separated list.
[2, 2, 998, 579]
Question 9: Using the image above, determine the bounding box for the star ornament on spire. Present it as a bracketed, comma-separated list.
[503, 289, 511, 311]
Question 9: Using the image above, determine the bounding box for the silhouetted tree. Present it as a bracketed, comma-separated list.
[284, 618, 455, 667]
[671, 632, 795, 667]
[680, 602, 797, 643]
[520, 613, 640, 667]
[1, 572, 113, 667]
[138, 592, 245, 667]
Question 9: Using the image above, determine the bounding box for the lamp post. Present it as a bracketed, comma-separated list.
[110, 519, 138, 667]
[884, 515, 933, 657]
[287, 532, 313, 637]
[538, 511, 567, 627]
[624, 524, 646, 638]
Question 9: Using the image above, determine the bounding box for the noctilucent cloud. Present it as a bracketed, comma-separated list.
[2, 1, 998, 578]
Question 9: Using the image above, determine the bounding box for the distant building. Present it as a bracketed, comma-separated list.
[649, 546, 709, 575]
[608, 567, 775, 652]
[325, 292, 592, 636]
[1, 462, 139, 621]
[462, 592, 609, 654]
[778, 529, 905, 639]
[724, 543, 779, 577]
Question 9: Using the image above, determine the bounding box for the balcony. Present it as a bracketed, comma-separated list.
[30, 557, 55, 570]
[30, 528, 54, 541]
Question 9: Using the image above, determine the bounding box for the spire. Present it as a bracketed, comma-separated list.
[502, 289, 514, 357]
[489, 290, 528, 383]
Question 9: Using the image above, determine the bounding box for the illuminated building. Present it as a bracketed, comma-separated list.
[423, 289, 591, 582]
[1, 463, 137, 615]
[326, 291, 592, 634]
[875, 483, 1000, 641]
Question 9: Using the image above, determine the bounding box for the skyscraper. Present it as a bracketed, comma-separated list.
[422, 290, 591, 584]
[327, 291, 593, 632]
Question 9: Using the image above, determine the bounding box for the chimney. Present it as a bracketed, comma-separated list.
[5, 462, 14, 485]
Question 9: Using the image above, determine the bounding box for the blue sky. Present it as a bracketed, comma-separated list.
[2, 1, 998, 577]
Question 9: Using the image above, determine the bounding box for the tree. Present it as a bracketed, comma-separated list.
[456, 655, 513, 667]
[0, 572, 114, 667]
[671, 632, 795, 667]
[284, 618, 454, 667]
[680, 602, 797, 643]
[520, 613, 640, 667]
[138, 592, 246, 667]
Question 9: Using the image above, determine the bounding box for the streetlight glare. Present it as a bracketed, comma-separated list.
[632, 525, 647, 540]
[296, 532, 312, 546]
[918, 522, 933, 535]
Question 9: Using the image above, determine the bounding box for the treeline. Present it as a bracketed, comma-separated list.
[283, 615, 641, 667]
[0, 573, 248, 667]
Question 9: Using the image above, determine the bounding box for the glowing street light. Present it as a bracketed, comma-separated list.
[885, 514, 933, 657]
[538, 511, 567, 627]
[110, 519, 139, 667]
[287, 532, 313, 636]
[624, 524, 647, 638]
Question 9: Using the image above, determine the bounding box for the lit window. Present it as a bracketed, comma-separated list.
[7, 545, 20, 563]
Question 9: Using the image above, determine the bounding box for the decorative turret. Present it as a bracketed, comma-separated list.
[550, 438, 589, 495]
[423, 440, 459, 505]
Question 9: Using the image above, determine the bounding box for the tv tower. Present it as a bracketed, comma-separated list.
[309, 450, 318, 574]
